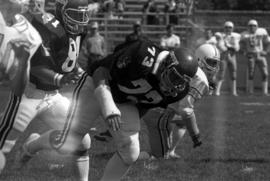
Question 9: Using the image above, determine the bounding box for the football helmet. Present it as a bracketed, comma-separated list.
[56, 0, 90, 35]
[195, 43, 220, 82]
[159, 48, 198, 97]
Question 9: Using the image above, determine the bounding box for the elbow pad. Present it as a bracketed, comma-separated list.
[94, 84, 121, 119]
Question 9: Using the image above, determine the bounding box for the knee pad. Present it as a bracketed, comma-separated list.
[49, 130, 83, 155]
[117, 133, 140, 165]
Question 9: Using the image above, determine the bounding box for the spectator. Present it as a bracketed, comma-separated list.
[103, 0, 116, 19]
[143, 0, 160, 25]
[125, 21, 149, 43]
[175, 0, 187, 14]
[115, 0, 125, 19]
[160, 24, 181, 50]
[215, 21, 241, 96]
[164, 0, 178, 25]
[79, 21, 107, 70]
[240, 19, 270, 95]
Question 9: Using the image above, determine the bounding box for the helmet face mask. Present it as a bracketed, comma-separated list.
[160, 65, 189, 97]
[196, 44, 220, 82]
[159, 50, 196, 97]
[58, 0, 90, 35]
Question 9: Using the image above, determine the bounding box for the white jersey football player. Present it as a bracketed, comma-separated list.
[240, 19, 270, 95]
[0, 1, 42, 173]
[215, 21, 241, 96]
[140, 44, 220, 159]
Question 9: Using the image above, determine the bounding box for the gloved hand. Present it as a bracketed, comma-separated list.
[60, 71, 81, 86]
[105, 114, 122, 131]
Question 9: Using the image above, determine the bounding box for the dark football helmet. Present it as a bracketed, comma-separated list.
[159, 47, 198, 97]
[55, 0, 90, 35]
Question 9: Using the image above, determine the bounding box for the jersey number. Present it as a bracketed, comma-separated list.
[118, 79, 162, 104]
[61, 37, 80, 72]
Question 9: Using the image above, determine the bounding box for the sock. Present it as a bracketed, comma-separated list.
[231, 80, 237, 95]
[262, 81, 268, 95]
[74, 155, 89, 181]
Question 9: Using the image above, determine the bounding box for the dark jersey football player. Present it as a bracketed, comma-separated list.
[91, 39, 198, 180]
[0, 0, 91, 181]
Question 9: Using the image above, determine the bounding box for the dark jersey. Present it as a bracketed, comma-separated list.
[24, 12, 83, 91]
[100, 40, 189, 109]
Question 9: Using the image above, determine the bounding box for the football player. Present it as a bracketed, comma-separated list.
[0, 0, 91, 180]
[0, 0, 42, 173]
[140, 43, 220, 159]
[21, 39, 198, 181]
[240, 19, 270, 95]
[214, 21, 241, 96]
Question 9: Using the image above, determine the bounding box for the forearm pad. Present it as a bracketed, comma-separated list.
[94, 84, 121, 119]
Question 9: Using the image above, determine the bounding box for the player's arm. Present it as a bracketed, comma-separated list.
[8, 42, 31, 96]
[92, 61, 121, 131]
[30, 46, 80, 87]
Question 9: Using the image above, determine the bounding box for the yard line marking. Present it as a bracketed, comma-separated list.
[240, 102, 270, 106]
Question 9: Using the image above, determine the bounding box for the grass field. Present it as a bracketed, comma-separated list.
[0, 87, 270, 181]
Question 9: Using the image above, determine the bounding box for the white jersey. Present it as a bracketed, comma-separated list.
[0, 13, 42, 80]
[222, 32, 241, 52]
[241, 28, 269, 53]
[160, 34, 181, 49]
[196, 36, 217, 48]
[168, 67, 209, 114]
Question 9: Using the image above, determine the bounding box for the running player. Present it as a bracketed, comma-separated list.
[0, 0, 42, 173]
[0, 0, 91, 180]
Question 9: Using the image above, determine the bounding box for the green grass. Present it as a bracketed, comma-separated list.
[1, 88, 270, 181]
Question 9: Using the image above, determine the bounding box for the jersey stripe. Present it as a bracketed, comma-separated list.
[52, 72, 88, 150]
[0, 93, 21, 148]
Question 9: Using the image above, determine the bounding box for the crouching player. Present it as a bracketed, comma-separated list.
[20, 39, 198, 181]
[0, 1, 42, 173]
[140, 43, 221, 159]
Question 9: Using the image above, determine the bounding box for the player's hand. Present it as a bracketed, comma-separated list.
[105, 114, 122, 131]
[60, 72, 80, 86]
[12, 41, 31, 64]
[192, 134, 202, 148]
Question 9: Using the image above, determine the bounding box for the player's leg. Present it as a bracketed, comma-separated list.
[214, 56, 227, 96]
[247, 56, 255, 94]
[0, 150, 6, 174]
[168, 115, 186, 159]
[21, 75, 96, 181]
[227, 53, 238, 96]
[101, 103, 141, 181]
[257, 56, 269, 95]
[140, 108, 174, 159]
[0, 91, 41, 155]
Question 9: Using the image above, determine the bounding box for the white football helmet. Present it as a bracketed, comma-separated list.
[195, 43, 220, 81]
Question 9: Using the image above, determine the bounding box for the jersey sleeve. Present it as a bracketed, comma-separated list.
[188, 69, 209, 100]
